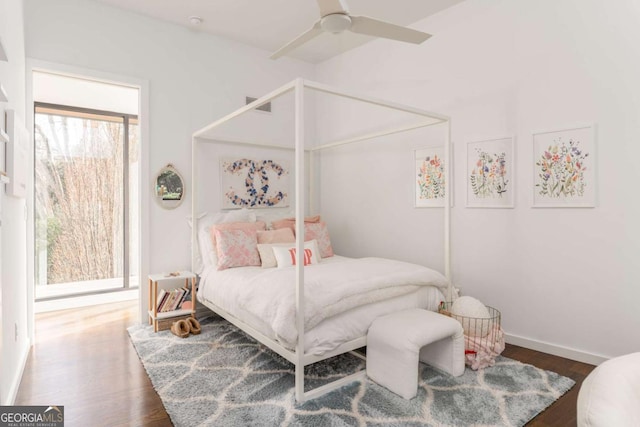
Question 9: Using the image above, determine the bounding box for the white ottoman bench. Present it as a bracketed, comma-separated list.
[367, 308, 465, 399]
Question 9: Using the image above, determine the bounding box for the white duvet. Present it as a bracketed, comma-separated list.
[217, 257, 449, 345]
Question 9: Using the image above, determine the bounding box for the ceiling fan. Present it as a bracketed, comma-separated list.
[270, 0, 432, 59]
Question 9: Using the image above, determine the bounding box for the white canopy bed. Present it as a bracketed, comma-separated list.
[191, 78, 451, 402]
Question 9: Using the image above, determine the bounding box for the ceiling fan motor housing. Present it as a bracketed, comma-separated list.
[321, 13, 352, 33]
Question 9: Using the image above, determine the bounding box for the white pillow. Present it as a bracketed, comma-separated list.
[198, 228, 217, 268]
[224, 208, 257, 223]
[272, 240, 321, 268]
[188, 208, 254, 229]
[257, 242, 293, 268]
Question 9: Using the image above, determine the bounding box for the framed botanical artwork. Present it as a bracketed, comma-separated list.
[466, 136, 515, 208]
[415, 146, 448, 208]
[220, 158, 290, 209]
[532, 125, 596, 208]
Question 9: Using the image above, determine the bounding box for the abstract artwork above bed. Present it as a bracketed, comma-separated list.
[220, 158, 290, 209]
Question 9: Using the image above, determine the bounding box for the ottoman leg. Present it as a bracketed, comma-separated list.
[367, 339, 420, 400]
[419, 330, 465, 377]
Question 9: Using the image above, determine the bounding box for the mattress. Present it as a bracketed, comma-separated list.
[197, 256, 446, 355]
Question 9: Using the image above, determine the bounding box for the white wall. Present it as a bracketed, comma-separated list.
[317, 0, 640, 360]
[316, 125, 448, 272]
[24, 0, 315, 319]
[0, 0, 29, 404]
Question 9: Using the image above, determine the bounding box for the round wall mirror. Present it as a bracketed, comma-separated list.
[154, 164, 185, 209]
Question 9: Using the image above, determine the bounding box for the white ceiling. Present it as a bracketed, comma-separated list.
[93, 0, 464, 63]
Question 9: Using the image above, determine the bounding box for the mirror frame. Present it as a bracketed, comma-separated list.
[154, 164, 185, 210]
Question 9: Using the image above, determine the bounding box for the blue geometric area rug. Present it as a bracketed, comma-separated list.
[128, 317, 574, 427]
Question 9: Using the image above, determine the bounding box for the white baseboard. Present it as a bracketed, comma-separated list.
[3, 338, 31, 405]
[35, 289, 138, 313]
[505, 333, 607, 366]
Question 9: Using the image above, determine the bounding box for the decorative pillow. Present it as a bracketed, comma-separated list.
[272, 240, 321, 268]
[214, 228, 261, 270]
[257, 243, 295, 268]
[304, 222, 334, 258]
[271, 215, 321, 232]
[257, 240, 321, 268]
[190, 209, 257, 271]
[257, 243, 281, 268]
[257, 228, 295, 244]
[209, 221, 266, 257]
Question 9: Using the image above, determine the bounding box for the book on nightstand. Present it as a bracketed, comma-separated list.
[166, 290, 176, 312]
[169, 288, 185, 311]
[177, 286, 190, 309]
[156, 289, 169, 312]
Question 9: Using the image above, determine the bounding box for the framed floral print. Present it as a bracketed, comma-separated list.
[466, 136, 514, 208]
[532, 125, 596, 208]
[415, 147, 447, 208]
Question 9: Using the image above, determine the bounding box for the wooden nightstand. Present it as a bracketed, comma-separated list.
[148, 271, 197, 332]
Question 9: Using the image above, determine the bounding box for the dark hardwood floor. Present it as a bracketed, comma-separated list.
[16, 300, 171, 426]
[501, 344, 593, 426]
[16, 300, 594, 426]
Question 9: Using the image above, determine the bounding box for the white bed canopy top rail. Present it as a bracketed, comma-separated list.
[192, 78, 447, 149]
[191, 78, 451, 402]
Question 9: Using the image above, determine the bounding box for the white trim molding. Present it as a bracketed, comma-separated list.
[505, 333, 607, 366]
[25, 58, 150, 330]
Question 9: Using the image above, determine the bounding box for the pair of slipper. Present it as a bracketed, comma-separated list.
[170, 317, 201, 338]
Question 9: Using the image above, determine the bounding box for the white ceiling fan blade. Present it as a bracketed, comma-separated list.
[350, 16, 432, 44]
[316, 0, 349, 17]
[270, 21, 323, 59]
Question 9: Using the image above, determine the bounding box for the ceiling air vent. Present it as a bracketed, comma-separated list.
[246, 96, 271, 113]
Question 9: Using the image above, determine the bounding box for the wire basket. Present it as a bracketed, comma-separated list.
[438, 301, 502, 359]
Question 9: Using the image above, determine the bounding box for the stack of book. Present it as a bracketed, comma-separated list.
[156, 287, 191, 312]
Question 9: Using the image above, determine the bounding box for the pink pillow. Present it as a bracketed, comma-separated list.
[210, 221, 266, 250]
[271, 215, 321, 232]
[257, 228, 295, 244]
[304, 222, 334, 258]
[215, 228, 261, 270]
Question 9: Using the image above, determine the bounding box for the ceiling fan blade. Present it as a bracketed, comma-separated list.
[316, 0, 349, 17]
[350, 16, 431, 44]
[270, 21, 323, 59]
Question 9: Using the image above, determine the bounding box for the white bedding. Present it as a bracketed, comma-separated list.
[198, 256, 447, 354]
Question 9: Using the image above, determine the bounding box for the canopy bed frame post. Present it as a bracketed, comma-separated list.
[308, 150, 315, 215]
[294, 78, 306, 402]
[444, 120, 452, 288]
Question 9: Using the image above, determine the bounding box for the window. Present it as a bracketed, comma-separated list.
[34, 100, 139, 299]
